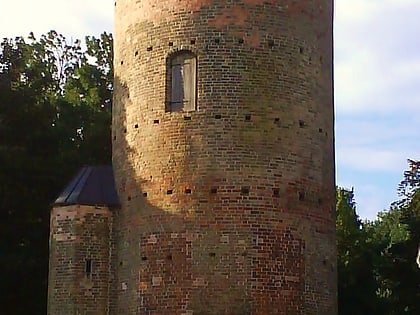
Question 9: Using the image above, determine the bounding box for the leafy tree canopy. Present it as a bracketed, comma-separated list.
[0, 30, 113, 315]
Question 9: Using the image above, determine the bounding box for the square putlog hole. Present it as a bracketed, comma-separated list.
[85, 259, 92, 275]
[298, 191, 305, 201]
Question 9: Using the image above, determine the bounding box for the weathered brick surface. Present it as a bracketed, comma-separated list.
[113, 0, 336, 314]
[48, 205, 115, 315]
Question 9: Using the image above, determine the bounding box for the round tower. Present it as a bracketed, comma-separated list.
[113, 1, 336, 314]
[48, 166, 119, 315]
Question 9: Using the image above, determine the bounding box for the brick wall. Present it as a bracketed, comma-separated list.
[113, 0, 336, 314]
[48, 205, 114, 315]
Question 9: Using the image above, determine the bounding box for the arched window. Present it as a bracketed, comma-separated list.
[167, 51, 197, 112]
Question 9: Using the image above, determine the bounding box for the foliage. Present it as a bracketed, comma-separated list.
[376, 160, 420, 314]
[395, 159, 420, 208]
[0, 31, 113, 315]
[336, 188, 380, 315]
[337, 160, 420, 315]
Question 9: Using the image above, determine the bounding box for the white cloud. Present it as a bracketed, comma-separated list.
[336, 0, 420, 23]
[334, 0, 420, 115]
[394, 59, 420, 80]
[335, 0, 378, 22]
[0, 0, 113, 40]
[335, 49, 381, 112]
[337, 146, 409, 172]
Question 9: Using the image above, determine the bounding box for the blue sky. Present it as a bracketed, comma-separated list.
[1, 0, 419, 220]
[334, 0, 420, 219]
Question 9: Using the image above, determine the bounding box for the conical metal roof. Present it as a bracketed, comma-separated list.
[54, 166, 120, 207]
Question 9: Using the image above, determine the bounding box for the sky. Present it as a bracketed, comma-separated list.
[1, 0, 419, 220]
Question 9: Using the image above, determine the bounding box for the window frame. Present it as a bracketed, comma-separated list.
[166, 50, 197, 112]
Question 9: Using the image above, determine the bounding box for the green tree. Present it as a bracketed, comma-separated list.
[336, 161, 420, 315]
[60, 32, 113, 166]
[0, 34, 61, 314]
[0, 31, 113, 315]
[375, 160, 420, 314]
[363, 207, 409, 312]
[336, 188, 379, 314]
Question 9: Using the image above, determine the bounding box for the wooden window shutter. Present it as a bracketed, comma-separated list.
[182, 56, 196, 111]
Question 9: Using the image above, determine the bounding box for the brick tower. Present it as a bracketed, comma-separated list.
[113, 1, 336, 314]
[48, 166, 119, 315]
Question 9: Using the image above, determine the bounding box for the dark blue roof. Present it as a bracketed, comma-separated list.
[54, 166, 120, 207]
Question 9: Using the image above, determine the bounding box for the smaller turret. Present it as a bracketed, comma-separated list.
[47, 166, 119, 315]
